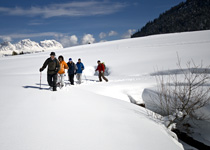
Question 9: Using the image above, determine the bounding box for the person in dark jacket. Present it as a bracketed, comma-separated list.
[39, 52, 60, 91]
[76, 58, 85, 84]
[95, 60, 108, 82]
[67, 58, 77, 85]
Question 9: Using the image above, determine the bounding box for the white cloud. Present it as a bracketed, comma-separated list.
[0, 36, 12, 42]
[57, 35, 78, 47]
[69, 35, 78, 45]
[122, 29, 136, 39]
[0, 2, 127, 18]
[99, 32, 106, 39]
[99, 40, 107, 43]
[59, 37, 70, 47]
[81, 34, 95, 45]
[0, 32, 60, 43]
[28, 22, 43, 26]
[28, 21, 44, 26]
[56, 34, 78, 47]
[0, 32, 59, 40]
[108, 30, 118, 36]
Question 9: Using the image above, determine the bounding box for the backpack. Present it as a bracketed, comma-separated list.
[102, 62, 106, 70]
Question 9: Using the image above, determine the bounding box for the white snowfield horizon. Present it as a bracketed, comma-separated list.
[0, 30, 210, 150]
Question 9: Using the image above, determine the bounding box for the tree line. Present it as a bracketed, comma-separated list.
[131, 0, 210, 38]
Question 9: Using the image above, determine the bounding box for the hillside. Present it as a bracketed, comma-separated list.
[131, 0, 210, 38]
[0, 30, 210, 149]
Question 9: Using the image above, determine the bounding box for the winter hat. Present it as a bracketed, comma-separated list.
[58, 55, 64, 61]
[69, 58, 72, 61]
[50, 52, 55, 56]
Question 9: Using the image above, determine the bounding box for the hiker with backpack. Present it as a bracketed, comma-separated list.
[95, 60, 108, 82]
[39, 52, 60, 91]
[76, 58, 85, 84]
[67, 58, 77, 85]
[57, 55, 69, 88]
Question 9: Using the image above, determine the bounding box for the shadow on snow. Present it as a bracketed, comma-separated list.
[23, 84, 49, 90]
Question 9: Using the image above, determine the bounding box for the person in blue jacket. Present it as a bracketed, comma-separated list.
[76, 58, 85, 84]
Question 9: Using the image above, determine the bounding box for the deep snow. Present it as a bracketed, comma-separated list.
[1, 30, 210, 150]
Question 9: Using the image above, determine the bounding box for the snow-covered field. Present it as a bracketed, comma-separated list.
[0, 30, 210, 150]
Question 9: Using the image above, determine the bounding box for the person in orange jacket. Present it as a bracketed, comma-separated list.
[57, 55, 69, 87]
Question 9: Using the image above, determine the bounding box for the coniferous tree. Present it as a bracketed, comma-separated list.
[131, 0, 210, 38]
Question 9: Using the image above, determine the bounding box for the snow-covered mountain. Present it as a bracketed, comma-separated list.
[39, 40, 63, 50]
[0, 41, 16, 51]
[0, 39, 63, 56]
[15, 39, 43, 52]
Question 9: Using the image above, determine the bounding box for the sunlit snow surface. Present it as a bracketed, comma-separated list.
[1, 30, 210, 150]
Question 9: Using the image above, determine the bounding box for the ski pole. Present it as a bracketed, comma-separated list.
[40, 72, 42, 89]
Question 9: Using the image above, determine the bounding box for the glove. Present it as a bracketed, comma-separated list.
[39, 68, 43, 72]
[101, 71, 103, 73]
[55, 68, 59, 73]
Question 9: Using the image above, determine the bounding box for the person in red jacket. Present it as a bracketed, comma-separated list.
[95, 60, 108, 82]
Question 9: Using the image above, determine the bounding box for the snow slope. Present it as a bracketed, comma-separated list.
[1, 30, 210, 150]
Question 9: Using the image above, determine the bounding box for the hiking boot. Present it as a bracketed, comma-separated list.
[53, 86, 57, 91]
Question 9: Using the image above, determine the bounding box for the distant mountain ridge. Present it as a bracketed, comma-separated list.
[0, 39, 63, 56]
[131, 0, 210, 38]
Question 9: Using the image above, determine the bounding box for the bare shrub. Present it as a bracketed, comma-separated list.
[152, 58, 210, 129]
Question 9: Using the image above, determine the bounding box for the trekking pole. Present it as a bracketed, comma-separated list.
[83, 73, 87, 83]
[40, 72, 42, 89]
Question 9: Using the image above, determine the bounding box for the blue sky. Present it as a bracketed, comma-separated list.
[0, 0, 185, 47]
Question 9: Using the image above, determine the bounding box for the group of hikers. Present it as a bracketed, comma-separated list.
[39, 52, 108, 91]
